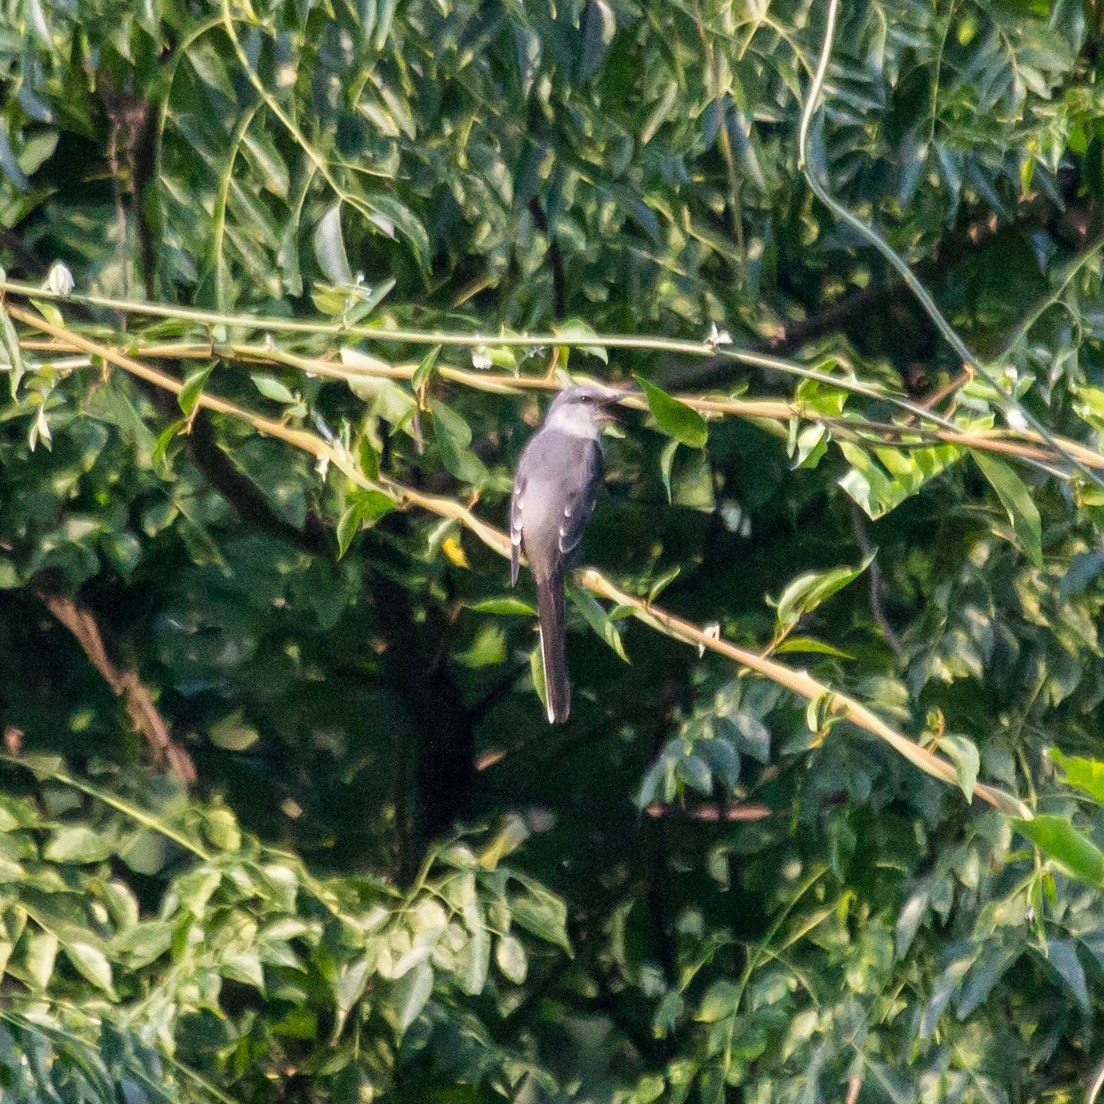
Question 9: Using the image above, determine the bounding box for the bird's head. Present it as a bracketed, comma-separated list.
[544, 382, 633, 438]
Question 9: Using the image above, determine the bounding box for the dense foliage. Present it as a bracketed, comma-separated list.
[4, 0, 1104, 1100]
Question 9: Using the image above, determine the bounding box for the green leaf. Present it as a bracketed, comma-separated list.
[412, 344, 441, 395]
[455, 905, 490, 994]
[178, 363, 215, 416]
[391, 960, 433, 1034]
[337, 490, 395, 558]
[1045, 939, 1089, 1012]
[333, 957, 372, 1040]
[659, 438, 678, 503]
[698, 738, 740, 788]
[223, 949, 265, 990]
[466, 597, 534, 616]
[453, 624, 507, 668]
[209, 709, 260, 752]
[647, 564, 681, 603]
[936, 734, 980, 802]
[838, 440, 960, 519]
[151, 418, 187, 474]
[362, 193, 430, 270]
[569, 586, 629, 663]
[495, 934, 527, 984]
[774, 636, 855, 659]
[1049, 748, 1104, 804]
[553, 319, 608, 363]
[668, 445, 715, 512]
[24, 930, 58, 990]
[0, 299, 26, 399]
[204, 808, 242, 851]
[430, 399, 488, 484]
[510, 875, 571, 952]
[794, 376, 847, 416]
[697, 978, 740, 1022]
[63, 939, 115, 995]
[113, 922, 174, 969]
[358, 434, 381, 482]
[44, 826, 114, 864]
[1015, 815, 1104, 887]
[579, 0, 616, 81]
[313, 205, 353, 286]
[676, 751, 712, 795]
[344, 277, 397, 324]
[971, 451, 1043, 568]
[635, 375, 708, 448]
[790, 422, 828, 469]
[251, 374, 297, 404]
[771, 553, 875, 636]
[529, 643, 548, 716]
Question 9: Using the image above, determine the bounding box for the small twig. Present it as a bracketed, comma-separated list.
[849, 505, 903, 657]
[37, 591, 196, 785]
[910, 367, 972, 420]
[644, 802, 773, 822]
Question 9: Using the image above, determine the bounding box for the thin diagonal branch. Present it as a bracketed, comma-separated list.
[37, 591, 197, 785]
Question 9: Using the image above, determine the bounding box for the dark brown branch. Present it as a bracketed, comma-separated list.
[141, 373, 332, 558]
[187, 410, 332, 557]
[850, 505, 903, 658]
[37, 591, 197, 785]
[366, 516, 476, 876]
[528, 197, 566, 319]
[98, 84, 158, 299]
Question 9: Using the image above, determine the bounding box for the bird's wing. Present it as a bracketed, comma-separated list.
[509, 468, 525, 586]
[558, 439, 602, 556]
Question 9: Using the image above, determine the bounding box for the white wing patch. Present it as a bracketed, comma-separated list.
[510, 485, 525, 584]
[558, 498, 594, 553]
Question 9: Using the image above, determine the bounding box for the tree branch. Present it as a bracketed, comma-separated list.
[37, 590, 196, 785]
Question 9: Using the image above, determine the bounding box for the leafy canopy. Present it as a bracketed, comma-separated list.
[2, 0, 1104, 1101]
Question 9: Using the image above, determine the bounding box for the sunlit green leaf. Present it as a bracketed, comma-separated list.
[391, 960, 433, 1033]
[314, 205, 353, 286]
[44, 826, 113, 864]
[495, 934, 527, 984]
[251, 374, 297, 404]
[1015, 815, 1104, 887]
[178, 363, 215, 416]
[771, 553, 875, 636]
[209, 709, 260, 752]
[1049, 748, 1104, 803]
[635, 376, 708, 447]
[972, 451, 1044, 568]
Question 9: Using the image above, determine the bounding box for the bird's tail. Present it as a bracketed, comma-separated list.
[536, 574, 570, 723]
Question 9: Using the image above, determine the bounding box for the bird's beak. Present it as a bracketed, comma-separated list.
[596, 384, 636, 424]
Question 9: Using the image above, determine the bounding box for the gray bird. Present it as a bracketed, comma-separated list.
[510, 382, 628, 723]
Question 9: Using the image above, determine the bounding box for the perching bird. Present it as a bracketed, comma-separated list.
[510, 382, 628, 723]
